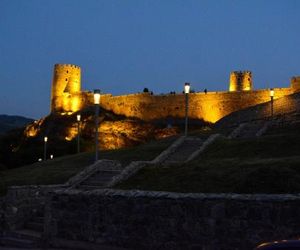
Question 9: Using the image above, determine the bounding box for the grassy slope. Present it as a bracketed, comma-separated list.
[0, 136, 176, 196]
[117, 133, 300, 194]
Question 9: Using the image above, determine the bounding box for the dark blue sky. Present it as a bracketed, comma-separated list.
[1, 0, 300, 119]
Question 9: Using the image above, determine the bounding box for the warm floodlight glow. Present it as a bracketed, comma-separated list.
[77, 114, 81, 122]
[94, 89, 101, 104]
[44, 136, 48, 142]
[270, 88, 274, 97]
[184, 83, 190, 94]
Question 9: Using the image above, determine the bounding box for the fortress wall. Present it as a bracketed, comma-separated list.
[51, 86, 295, 123]
[98, 88, 294, 123]
[52, 92, 90, 114]
[46, 189, 300, 250]
[49, 64, 300, 122]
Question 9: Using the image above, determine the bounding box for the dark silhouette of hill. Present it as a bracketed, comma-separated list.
[0, 114, 34, 134]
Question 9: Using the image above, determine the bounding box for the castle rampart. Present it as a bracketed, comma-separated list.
[50, 64, 300, 123]
[99, 87, 294, 123]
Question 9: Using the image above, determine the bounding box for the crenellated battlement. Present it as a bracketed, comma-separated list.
[49, 64, 300, 123]
[54, 63, 81, 69]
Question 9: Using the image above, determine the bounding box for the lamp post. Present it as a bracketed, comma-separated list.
[76, 114, 81, 154]
[43, 136, 48, 161]
[270, 88, 274, 119]
[93, 89, 101, 162]
[184, 83, 190, 136]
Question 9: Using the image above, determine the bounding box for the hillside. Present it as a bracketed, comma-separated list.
[0, 136, 176, 196]
[116, 93, 300, 193]
[1, 105, 208, 169]
[117, 125, 300, 194]
[0, 114, 33, 134]
[2, 93, 300, 195]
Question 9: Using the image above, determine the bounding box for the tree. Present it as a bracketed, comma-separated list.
[143, 88, 149, 93]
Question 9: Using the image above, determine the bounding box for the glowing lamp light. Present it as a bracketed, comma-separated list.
[44, 136, 48, 142]
[93, 89, 101, 104]
[77, 114, 81, 122]
[270, 88, 274, 97]
[184, 83, 190, 94]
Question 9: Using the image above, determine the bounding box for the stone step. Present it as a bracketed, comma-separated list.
[87, 171, 121, 180]
[164, 139, 203, 162]
[25, 222, 44, 232]
[87, 174, 118, 182]
[237, 123, 264, 138]
[3, 229, 42, 242]
[51, 237, 128, 250]
[80, 170, 122, 187]
[0, 236, 38, 248]
[81, 180, 110, 186]
[78, 184, 106, 190]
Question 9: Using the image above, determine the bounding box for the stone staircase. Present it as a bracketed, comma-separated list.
[229, 120, 267, 139]
[161, 137, 203, 165]
[0, 136, 219, 249]
[77, 169, 122, 190]
[0, 211, 44, 248]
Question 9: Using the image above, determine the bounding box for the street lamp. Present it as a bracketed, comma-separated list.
[184, 83, 190, 136]
[270, 88, 274, 119]
[76, 114, 81, 154]
[43, 136, 48, 161]
[93, 89, 101, 162]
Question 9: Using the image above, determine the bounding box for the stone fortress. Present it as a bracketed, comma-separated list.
[51, 63, 300, 123]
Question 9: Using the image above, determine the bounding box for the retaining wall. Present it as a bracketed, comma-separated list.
[3, 185, 65, 230]
[45, 189, 300, 250]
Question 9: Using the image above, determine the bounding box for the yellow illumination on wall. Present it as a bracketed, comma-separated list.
[65, 127, 78, 141]
[70, 95, 81, 113]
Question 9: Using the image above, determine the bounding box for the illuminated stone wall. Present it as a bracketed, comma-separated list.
[291, 76, 300, 91]
[99, 87, 294, 123]
[52, 87, 296, 123]
[50, 64, 299, 123]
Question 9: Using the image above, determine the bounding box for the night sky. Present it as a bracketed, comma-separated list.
[1, 0, 300, 119]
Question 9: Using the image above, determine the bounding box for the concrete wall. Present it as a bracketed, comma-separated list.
[46, 189, 300, 250]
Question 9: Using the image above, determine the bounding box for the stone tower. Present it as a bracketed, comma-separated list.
[291, 76, 300, 91]
[50, 64, 81, 113]
[229, 71, 253, 92]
